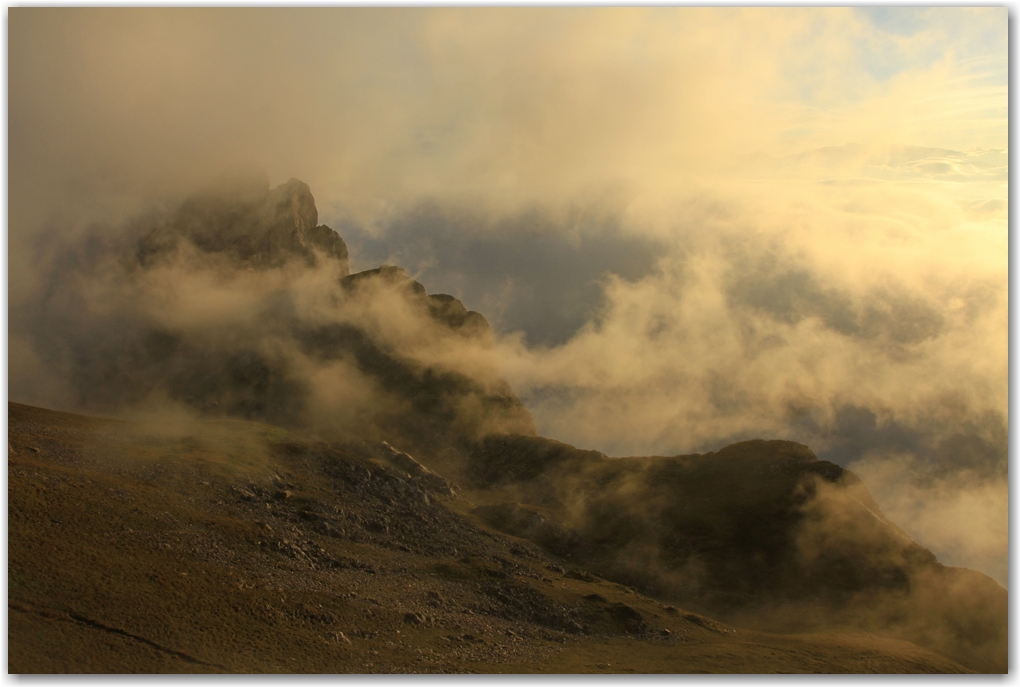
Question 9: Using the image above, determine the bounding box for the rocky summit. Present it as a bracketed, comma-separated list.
[7, 179, 1007, 674]
[136, 176, 349, 271]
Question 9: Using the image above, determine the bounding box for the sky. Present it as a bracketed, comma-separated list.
[7, 7, 1009, 585]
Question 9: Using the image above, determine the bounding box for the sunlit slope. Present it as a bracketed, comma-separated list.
[7, 402, 976, 674]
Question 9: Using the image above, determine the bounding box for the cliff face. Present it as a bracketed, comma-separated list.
[341, 266, 494, 342]
[52, 178, 533, 457]
[302, 263, 537, 457]
[136, 177, 349, 272]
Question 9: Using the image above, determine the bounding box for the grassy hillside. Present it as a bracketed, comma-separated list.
[8, 402, 977, 673]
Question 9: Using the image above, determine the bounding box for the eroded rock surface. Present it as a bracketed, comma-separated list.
[137, 176, 349, 272]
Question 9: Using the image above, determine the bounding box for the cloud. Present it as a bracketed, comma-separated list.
[846, 451, 1007, 585]
[340, 201, 665, 346]
[469, 153, 1004, 582]
[9, 180, 535, 465]
[9, 8, 1006, 222]
[8, 7, 1006, 585]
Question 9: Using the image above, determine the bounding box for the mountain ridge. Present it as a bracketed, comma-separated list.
[7, 178, 1007, 673]
[7, 401, 988, 673]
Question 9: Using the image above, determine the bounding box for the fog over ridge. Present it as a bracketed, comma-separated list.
[9, 7, 1007, 586]
[325, 162, 1007, 584]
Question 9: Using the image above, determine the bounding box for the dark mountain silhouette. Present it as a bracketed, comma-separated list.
[137, 176, 349, 271]
[468, 435, 1006, 672]
[8, 178, 1006, 673]
[36, 178, 533, 449]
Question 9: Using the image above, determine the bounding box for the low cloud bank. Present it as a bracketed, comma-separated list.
[328, 146, 1006, 585]
[9, 178, 534, 471]
[9, 8, 1006, 586]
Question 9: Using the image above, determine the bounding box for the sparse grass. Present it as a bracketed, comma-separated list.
[8, 402, 976, 674]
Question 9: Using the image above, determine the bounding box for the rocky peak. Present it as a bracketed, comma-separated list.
[340, 266, 493, 342]
[137, 177, 349, 273]
[340, 265, 426, 295]
[264, 178, 318, 233]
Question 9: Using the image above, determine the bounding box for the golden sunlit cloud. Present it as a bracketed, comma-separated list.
[8, 7, 1007, 586]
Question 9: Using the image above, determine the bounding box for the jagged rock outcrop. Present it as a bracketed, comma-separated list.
[301, 264, 536, 459]
[136, 176, 349, 272]
[377, 441, 458, 497]
[48, 178, 532, 452]
[340, 266, 494, 343]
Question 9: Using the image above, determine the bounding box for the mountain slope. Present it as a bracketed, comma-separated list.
[465, 434, 1007, 672]
[9, 178, 1006, 673]
[8, 402, 975, 674]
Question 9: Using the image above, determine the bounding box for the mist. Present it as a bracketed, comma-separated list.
[8, 7, 1007, 587]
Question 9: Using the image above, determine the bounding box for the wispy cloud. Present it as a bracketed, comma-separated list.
[8, 7, 1006, 584]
